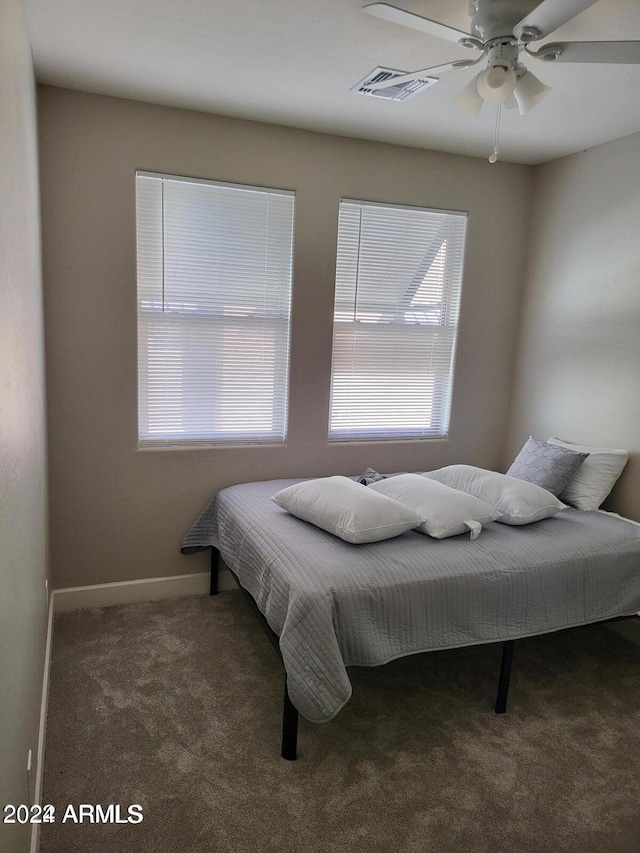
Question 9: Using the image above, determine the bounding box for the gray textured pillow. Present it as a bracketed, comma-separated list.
[506, 436, 588, 496]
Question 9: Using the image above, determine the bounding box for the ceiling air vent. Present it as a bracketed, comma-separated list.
[352, 67, 438, 101]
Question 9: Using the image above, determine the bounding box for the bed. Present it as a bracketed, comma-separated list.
[182, 477, 640, 759]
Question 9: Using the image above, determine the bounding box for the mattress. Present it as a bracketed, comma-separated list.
[182, 478, 640, 723]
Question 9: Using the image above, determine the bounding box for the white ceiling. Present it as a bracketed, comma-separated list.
[26, 0, 640, 164]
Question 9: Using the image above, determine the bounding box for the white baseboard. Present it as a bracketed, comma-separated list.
[53, 567, 237, 613]
[30, 592, 54, 853]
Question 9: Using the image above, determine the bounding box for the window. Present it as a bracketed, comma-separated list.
[328, 199, 467, 441]
[136, 172, 295, 447]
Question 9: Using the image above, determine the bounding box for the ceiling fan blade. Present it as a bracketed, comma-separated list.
[363, 3, 472, 45]
[365, 58, 481, 92]
[514, 0, 599, 42]
[531, 40, 640, 63]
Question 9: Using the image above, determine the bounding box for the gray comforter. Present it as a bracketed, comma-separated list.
[182, 479, 640, 723]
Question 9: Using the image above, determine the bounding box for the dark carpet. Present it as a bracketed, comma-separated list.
[41, 593, 640, 852]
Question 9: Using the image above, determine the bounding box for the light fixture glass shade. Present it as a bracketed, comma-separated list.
[513, 70, 551, 115]
[476, 65, 516, 102]
[454, 75, 484, 118]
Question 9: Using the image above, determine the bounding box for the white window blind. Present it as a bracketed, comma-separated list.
[329, 199, 467, 442]
[136, 172, 295, 447]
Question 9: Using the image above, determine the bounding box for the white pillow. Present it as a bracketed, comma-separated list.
[422, 465, 566, 526]
[369, 474, 500, 540]
[547, 437, 628, 511]
[271, 476, 424, 544]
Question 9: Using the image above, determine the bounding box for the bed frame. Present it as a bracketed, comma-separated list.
[210, 547, 514, 760]
[209, 546, 635, 761]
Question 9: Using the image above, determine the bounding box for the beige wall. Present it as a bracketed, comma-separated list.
[506, 132, 640, 520]
[0, 1, 49, 850]
[39, 85, 533, 589]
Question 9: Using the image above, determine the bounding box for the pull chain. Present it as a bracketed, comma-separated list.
[489, 102, 502, 163]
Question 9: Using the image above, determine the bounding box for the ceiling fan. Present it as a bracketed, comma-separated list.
[362, 0, 640, 126]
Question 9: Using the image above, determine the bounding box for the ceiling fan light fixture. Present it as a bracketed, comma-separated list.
[476, 65, 516, 102]
[513, 69, 551, 114]
[486, 65, 508, 89]
[454, 75, 484, 117]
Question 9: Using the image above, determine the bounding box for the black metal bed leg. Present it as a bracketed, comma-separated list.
[281, 678, 299, 761]
[495, 640, 515, 715]
[210, 547, 219, 596]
